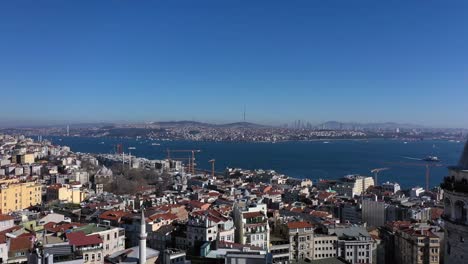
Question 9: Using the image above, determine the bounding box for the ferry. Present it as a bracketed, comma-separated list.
[423, 156, 440, 162]
[151, 143, 161, 146]
[128, 147, 136, 150]
[323, 141, 330, 144]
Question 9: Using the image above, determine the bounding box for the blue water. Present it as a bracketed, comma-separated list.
[45, 137, 465, 189]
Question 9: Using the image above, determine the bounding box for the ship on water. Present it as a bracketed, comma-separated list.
[422, 155, 440, 162]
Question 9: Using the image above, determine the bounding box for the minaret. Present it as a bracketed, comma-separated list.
[139, 209, 147, 264]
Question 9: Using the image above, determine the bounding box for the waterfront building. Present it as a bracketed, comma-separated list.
[441, 140, 468, 263]
[334, 175, 374, 197]
[411, 187, 425, 198]
[382, 181, 401, 193]
[0, 179, 42, 213]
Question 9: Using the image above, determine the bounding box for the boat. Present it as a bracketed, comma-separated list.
[403, 142, 408, 144]
[423, 156, 440, 162]
[151, 143, 161, 146]
[323, 141, 330, 144]
[128, 147, 136, 150]
[99, 141, 105, 144]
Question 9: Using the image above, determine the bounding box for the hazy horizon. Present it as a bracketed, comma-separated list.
[1, 1, 467, 128]
[0, 118, 466, 130]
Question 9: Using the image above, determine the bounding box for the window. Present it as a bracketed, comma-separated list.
[97, 253, 101, 261]
[85, 254, 89, 262]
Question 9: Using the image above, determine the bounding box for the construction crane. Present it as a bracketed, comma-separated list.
[166, 149, 201, 174]
[208, 159, 215, 177]
[370, 168, 390, 186]
[383, 161, 444, 192]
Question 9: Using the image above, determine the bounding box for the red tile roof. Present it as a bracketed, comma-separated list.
[9, 235, 34, 251]
[287, 221, 314, 229]
[243, 211, 263, 218]
[187, 200, 211, 210]
[99, 210, 129, 222]
[0, 214, 14, 221]
[147, 212, 178, 223]
[67, 231, 103, 246]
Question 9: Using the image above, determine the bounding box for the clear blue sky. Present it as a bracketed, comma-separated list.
[1, 1, 467, 127]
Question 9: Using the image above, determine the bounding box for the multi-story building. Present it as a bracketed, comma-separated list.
[234, 202, 270, 250]
[270, 237, 290, 264]
[441, 139, 468, 263]
[11, 153, 35, 164]
[331, 226, 374, 264]
[0, 179, 42, 213]
[66, 231, 104, 264]
[72, 224, 126, 257]
[286, 221, 314, 261]
[46, 183, 86, 204]
[334, 175, 374, 197]
[313, 234, 338, 260]
[382, 182, 401, 193]
[362, 199, 386, 227]
[394, 226, 440, 264]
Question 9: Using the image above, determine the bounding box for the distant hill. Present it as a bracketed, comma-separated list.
[217, 122, 268, 129]
[316, 121, 425, 130]
[150, 121, 267, 129]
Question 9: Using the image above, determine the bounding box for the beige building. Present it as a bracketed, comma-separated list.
[0, 179, 42, 213]
[46, 183, 86, 204]
[394, 227, 440, 264]
[334, 175, 375, 197]
[286, 221, 314, 261]
[11, 153, 35, 164]
[313, 234, 338, 260]
[73, 224, 126, 257]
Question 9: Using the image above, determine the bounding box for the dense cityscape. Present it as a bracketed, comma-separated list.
[2, 1, 467, 264]
[3, 121, 466, 143]
[0, 132, 466, 264]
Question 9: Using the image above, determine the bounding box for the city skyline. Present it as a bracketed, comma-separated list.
[1, 1, 467, 127]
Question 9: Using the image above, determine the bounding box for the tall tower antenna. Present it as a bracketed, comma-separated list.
[243, 105, 246, 122]
[66, 125, 70, 136]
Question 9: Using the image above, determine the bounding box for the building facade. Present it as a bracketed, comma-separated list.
[286, 221, 314, 261]
[441, 140, 468, 263]
[0, 179, 42, 213]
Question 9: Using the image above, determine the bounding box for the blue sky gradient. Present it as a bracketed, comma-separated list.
[1, 1, 467, 127]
